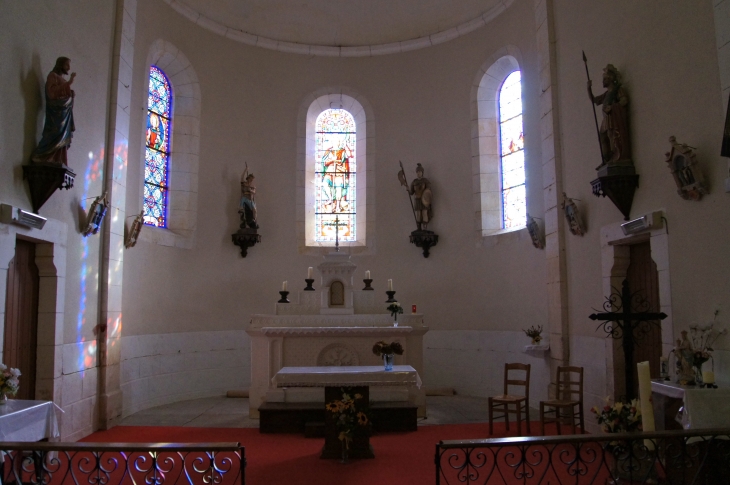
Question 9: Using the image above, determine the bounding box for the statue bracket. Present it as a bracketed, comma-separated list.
[409, 230, 439, 258]
[23, 163, 76, 213]
[591, 164, 639, 221]
[232, 229, 261, 258]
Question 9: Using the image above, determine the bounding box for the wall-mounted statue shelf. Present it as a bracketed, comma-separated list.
[590, 163, 639, 221]
[409, 230, 438, 258]
[23, 163, 76, 213]
[232, 228, 261, 257]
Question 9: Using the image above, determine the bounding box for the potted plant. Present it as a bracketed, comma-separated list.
[523, 325, 543, 345]
[386, 301, 403, 326]
[372, 341, 404, 371]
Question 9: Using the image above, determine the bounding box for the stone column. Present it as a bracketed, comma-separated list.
[534, 0, 570, 388]
[97, 0, 137, 429]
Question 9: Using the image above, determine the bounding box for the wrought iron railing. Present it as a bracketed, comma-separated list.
[0, 442, 245, 485]
[435, 428, 730, 484]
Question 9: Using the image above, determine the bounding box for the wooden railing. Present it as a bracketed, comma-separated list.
[0, 442, 245, 485]
[435, 428, 730, 484]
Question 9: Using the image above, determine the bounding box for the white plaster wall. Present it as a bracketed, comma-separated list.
[120, 330, 250, 416]
[424, 330, 550, 409]
[569, 335, 608, 435]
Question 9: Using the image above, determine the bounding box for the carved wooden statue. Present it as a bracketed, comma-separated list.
[587, 64, 631, 168]
[32, 57, 76, 166]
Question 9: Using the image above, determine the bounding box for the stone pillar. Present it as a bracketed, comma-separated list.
[97, 0, 136, 429]
[534, 0, 570, 389]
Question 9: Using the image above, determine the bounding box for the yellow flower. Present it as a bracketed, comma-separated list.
[357, 412, 368, 426]
[326, 402, 340, 412]
[355, 393, 363, 400]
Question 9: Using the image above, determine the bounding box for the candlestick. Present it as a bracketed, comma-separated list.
[702, 370, 715, 385]
[387, 279, 393, 291]
[282, 280, 287, 291]
[278, 291, 290, 303]
[363, 279, 373, 291]
[304, 278, 315, 291]
[365, 270, 371, 279]
[637, 361, 655, 449]
[385, 290, 396, 303]
[307, 267, 313, 279]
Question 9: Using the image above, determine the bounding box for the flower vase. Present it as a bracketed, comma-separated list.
[0, 393, 7, 405]
[694, 364, 704, 387]
[383, 353, 394, 371]
[531, 336, 542, 345]
[393, 314, 398, 328]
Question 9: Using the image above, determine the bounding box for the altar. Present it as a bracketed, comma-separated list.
[651, 379, 730, 430]
[247, 253, 429, 419]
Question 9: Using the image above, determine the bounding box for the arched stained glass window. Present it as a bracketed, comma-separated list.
[314, 109, 356, 242]
[499, 70, 525, 229]
[143, 66, 172, 227]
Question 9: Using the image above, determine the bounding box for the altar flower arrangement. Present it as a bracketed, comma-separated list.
[386, 301, 404, 319]
[0, 363, 21, 402]
[591, 397, 642, 434]
[372, 341, 404, 357]
[326, 388, 369, 450]
[523, 325, 543, 345]
[689, 311, 727, 370]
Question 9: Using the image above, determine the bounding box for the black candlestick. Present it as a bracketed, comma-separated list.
[363, 279, 373, 290]
[304, 279, 315, 291]
[385, 290, 396, 303]
[278, 291, 290, 303]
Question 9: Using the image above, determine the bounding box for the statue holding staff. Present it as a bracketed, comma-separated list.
[239, 163, 258, 229]
[398, 162, 433, 232]
[31, 57, 76, 165]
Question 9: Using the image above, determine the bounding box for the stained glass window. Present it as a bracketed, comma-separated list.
[143, 66, 172, 227]
[314, 109, 356, 242]
[499, 70, 525, 229]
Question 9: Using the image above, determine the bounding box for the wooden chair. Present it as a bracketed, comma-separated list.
[539, 366, 584, 435]
[488, 363, 531, 435]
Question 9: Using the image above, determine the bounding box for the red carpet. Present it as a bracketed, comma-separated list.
[82, 422, 525, 485]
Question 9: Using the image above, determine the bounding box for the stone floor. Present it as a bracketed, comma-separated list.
[119, 395, 540, 428]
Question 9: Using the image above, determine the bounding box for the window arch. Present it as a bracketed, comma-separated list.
[471, 50, 526, 238]
[144, 66, 172, 227]
[314, 109, 357, 242]
[498, 70, 525, 229]
[297, 90, 375, 254]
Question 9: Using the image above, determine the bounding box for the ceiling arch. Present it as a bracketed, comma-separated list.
[163, 0, 515, 56]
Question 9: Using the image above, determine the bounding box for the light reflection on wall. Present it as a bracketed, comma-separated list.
[78, 149, 103, 372]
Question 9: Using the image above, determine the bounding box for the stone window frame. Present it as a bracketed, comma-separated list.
[471, 48, 529, 241]
[296, 89, 375, 254]
[138, 40, 201, 249]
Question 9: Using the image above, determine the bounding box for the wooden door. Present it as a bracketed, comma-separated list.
[626, 241, 661, 397]
[3, 239, 39, 400]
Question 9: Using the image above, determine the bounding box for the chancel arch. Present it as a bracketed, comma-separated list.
[471, 48, 527, 238]
[138, 40, 201, 249]
[297, 89, 375, 254]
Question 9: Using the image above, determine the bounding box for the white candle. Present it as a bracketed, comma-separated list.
[637, 361, 655, 449]
[387, 279, 393, 291]
[365, 270, 371, 279]
[307, 267, 313, 279]
[702, 370, 715, 384]
[282, 281, 287, 291]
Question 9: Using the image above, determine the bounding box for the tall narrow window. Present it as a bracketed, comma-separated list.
[314, 109, 356, 242]
[143, 66, 172, 227]
[499, 70, 525, 229]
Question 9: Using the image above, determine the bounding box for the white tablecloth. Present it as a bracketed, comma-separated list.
[651, 380, 730, 429]
[272, 365, 422, 389]
[0, 400, 59, 442]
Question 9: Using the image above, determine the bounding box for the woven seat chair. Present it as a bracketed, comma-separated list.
[539, 365, 584, 435]
[488, 363, 531, 435]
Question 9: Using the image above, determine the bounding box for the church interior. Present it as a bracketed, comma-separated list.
[2, 0, 730, 474]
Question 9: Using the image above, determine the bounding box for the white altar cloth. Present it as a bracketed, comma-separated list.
[0, 400, 59, 442]
[651, 380, 730, 429]
[272, 365, 422, 389]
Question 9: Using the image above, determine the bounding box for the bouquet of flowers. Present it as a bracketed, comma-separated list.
[0, 363, 21, 398]
[372, 341, 404, 357]
[591, 398, 642, 434]
[325, 388, 369, 449]
[689, 311, 727, 369]
[523, 325, 543, 344]
[386, 301, 403, 319]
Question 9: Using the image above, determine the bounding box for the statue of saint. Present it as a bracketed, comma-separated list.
[561, 193, 585, 236]
[409, 163, 433, 232]
[674, 330, 695, 383]
[239, 164, 258, 229]
[587, 64, 631, 167]
[31, 57, 76, 165]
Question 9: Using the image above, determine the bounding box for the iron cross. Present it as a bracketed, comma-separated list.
[589, 279, 667, 400]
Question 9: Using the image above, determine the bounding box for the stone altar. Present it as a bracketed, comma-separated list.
[247, 253, 428, 418]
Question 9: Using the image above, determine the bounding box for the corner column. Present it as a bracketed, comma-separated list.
[534, 0, 570, 385]
[98, 0, 137, 429]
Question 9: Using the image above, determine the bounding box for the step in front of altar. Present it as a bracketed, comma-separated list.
[259, 401, 418, 434]
[265, 385, 410, 403]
